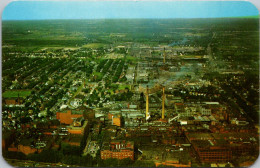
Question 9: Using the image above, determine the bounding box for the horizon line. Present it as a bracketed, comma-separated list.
[2, 15, 259, 21]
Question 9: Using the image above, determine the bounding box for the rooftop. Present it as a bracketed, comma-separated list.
[186, 132, 213, 140]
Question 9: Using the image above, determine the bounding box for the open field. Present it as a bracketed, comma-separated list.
[82, 43, 107, 49]
[2, 90, 31, 98]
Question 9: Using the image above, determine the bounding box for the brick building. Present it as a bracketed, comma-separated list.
[18, 144, 41, 155]
[68, 118, 89, 135]
[56, 107, 84, 124]
[191, 140, 232, 163]
[57, 106, 95, 124]
[17, 138, 43, 155]
[112, 115, 121, 127]
[101, 140, 134, 160]
[3, 97, 24, 105]
[211, 133, 259, 156]
[186, 133, 232, 163]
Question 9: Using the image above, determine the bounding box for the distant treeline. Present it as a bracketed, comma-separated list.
[2, 18, 258, 47]
[3, 39, 85, 47]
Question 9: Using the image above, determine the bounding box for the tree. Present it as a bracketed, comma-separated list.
[62, 155, 80, 165]
[102, 158, 118, 167]
[28, 150, 63, 163]
[133, 160, 156, 167]
[118, 158, 134, 167]
[79, 154, 93, 167]
[61, 143, 81, 156]
[80, 128, 89, 152]
[3, 151, 27, 160]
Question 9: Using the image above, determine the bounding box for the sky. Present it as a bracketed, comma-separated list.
[2, 1, 259, 20]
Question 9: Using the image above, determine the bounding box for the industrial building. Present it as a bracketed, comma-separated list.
[101, 140, 134, 160]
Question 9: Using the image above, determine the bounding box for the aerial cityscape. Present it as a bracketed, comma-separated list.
[1, 1, 260, 168]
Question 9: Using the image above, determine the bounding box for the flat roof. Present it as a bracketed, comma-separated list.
[186, 133, 213, 140]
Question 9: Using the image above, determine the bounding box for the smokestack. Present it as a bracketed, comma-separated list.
[163, 47, 166, 64]
[162, 87, 165, 119]
[146, 85, 149, 121]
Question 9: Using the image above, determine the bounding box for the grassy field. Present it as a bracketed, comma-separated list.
[2, 90, 31, 98]
[126, 55, 139, 63]
[118, 84, 130, 90]
[82, 43, 107, 49]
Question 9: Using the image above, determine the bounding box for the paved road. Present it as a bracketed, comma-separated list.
[5, 158, 78, 167]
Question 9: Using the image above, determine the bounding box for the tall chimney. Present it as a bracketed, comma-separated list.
[163, 47, 166, 64]
[146, 85, 149, 121]
[162, 87, 165, 119]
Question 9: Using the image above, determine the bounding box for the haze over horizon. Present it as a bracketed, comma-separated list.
[2, 1, 259, 20]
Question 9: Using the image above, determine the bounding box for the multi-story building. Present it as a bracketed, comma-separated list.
[191, 139, 232, 163]
[186, 133, 232, 163]
[56, 107, 85, 124]
[68, 118, 89, 135]
[112, 115, 121, 127]
[101, 140, 134, 160]
[198, 106, 211, 115]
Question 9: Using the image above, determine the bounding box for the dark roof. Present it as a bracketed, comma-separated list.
[186, 133, 213, 140]
[2, 131, 14, 139]
[49, 119, 60, 126]
[192, 140, 211, 148]
[75, 94, 85, 99]
[20, 138, 34, 146]
[69, 135, 83, 143]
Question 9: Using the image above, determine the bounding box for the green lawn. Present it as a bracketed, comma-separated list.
[118, 84, 130, 90]
[126, 55, 138, 62]
[82, 43, 106, 49]
[2, 90, 31, 98]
